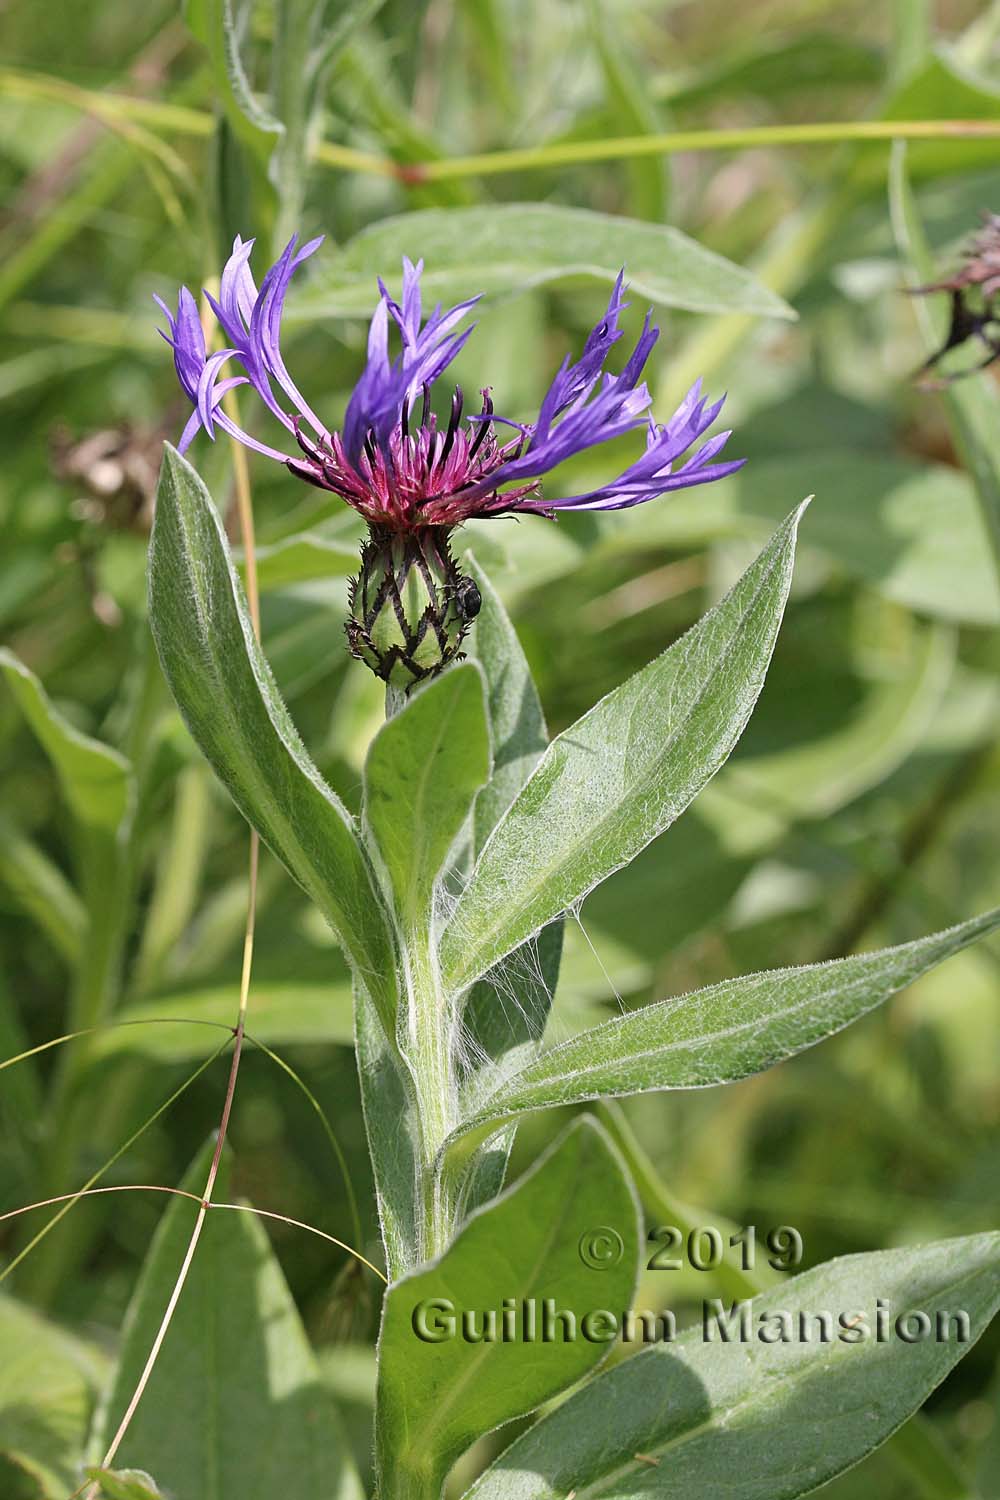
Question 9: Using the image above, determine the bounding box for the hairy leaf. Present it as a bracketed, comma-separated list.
[148, 446, 398, 1030]
[377, 1117, 640, 1497]
[440, 504, 806, 996]
[363, 664, 489, 929]
[460, 557, 563, 1206]
[184, 0, 281, 157]
[448, 909, 1000, 1150]
[466, 556, 549, 855]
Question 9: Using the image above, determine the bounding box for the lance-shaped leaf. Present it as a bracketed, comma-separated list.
[463, 1230, 1000, 1500]
[458, 558, 564, 1212]
[466, 554, 557, 854]
[291, 205, 795, 321]
[462, 555, 563, 1071]
[148, 445, 398, 1030]
[355, 982, 420, 1281]
[447, 909, 1000, 1153]
[363, 663, 490, 930]
[0, 811, 86, 964]
[376, 1116, 640, 1499]
[439, 503, 807, 996]
[0, 648, 131, 833]
[91, 1141, 363, 1500]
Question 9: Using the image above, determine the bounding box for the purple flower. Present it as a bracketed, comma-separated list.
[158, 237, 743, 532]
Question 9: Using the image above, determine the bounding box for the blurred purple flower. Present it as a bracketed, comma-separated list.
[157, 236, 743, 531]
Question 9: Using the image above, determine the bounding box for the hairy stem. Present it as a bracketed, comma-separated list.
[405, 933, 457, 1261]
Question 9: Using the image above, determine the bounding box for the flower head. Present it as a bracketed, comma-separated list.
[158, 236, 743, 529]
[910, 212, 1000, 385]
[158, 236, 744, 687]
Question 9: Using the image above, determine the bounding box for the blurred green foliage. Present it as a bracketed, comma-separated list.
[1, 0, 999, 1494]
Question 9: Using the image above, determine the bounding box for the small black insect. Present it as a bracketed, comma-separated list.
[453, 574, 482, 622]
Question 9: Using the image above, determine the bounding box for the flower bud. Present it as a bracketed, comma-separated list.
[346, 526, 481, 691]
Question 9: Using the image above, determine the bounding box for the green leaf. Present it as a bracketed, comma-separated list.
[460, 558, 563, 1205]
[90, 980, 355, 1062]
[299, 0, 389, 87]
[148, 445, 399, 1031]
[0, 813, 85, 965]
[91, 1141, 363, 1499]
[0, 1295, 106, 1495]
[447, 908, 1000, 1150]
[270, 0, 388, 243]
[466, 556, 549, 854]
[376, 1117, 640, 1498]
[461, 556, 563, 1067]
[289, 205, 795, 322]
[659, 33, 883, 109]
[184, 0, 281, 160]
[464, 1230, 1000, 1500]
[0, 973, 44, 1179]
[453, 0, 517, 113]
[211, 114, 259, 265]
[84, 1469, 162, 1500]
[354, 983, 418, 1282]
[439, 504, 807, 996]
[877, 52, 1000, 183]
[0, 649, 131, 832]
[363, 664, 490, 930]
[566, 618, 959, 995]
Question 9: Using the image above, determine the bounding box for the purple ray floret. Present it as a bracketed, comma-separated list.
[157, 236, 744, 530]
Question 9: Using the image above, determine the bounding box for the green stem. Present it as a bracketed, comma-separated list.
[6, 66, 1000, 184]
[385, 681, 408, 719]
[387, 1466, 439, 1500]
[404, 934, 457, 1261]
[402, 119, 1000, 183]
